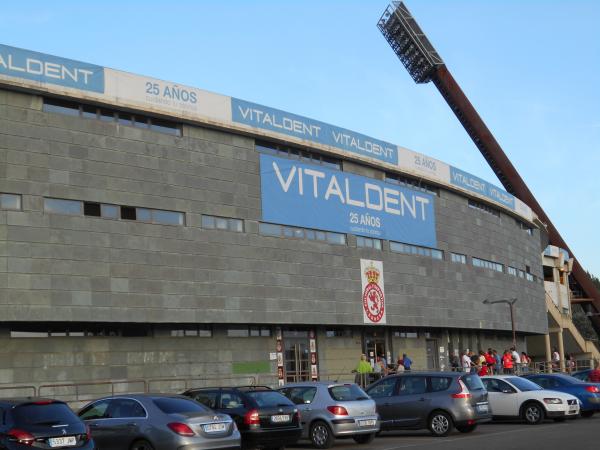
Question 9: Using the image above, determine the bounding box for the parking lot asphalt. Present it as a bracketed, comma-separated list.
[290, 415, 600, 450]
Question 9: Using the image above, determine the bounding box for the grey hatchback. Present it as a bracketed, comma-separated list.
[365, 372, 491, 437]
[279, 382, 379, 449]
[78, 394, 241, 450]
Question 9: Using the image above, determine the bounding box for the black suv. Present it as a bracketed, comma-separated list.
[183, 386, 302, 449]
[0, 398, 95, 449]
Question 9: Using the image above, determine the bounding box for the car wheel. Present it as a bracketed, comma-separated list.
[581, 410, 594, 418]
[522, 402, 545, 425]
[310, 420, 335, 449]
[428, 411, 453, 437]
[455, 424, 477, 433]
[352, 433, 376, 444]
[130, 440, 154, 450]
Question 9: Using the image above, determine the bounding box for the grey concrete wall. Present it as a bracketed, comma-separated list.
[0, 87, 547, 335]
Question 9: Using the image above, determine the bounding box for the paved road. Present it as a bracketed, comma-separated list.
[290, 415, 599, 450]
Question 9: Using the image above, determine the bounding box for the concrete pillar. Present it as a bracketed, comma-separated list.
[544, 333, 552, 372]
[557, 329, 565, 372]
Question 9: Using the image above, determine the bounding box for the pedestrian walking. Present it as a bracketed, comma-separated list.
[402, 353, 412, 371]
[589, 361, 600, 383]
[461, 350, 472, 372]
[520, 351, 530, 373]
[352, 353, 372, 386]
[493, 349, 502, 374]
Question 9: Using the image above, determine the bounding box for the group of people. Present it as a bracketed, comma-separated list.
[353, 352, 413, 378]
[452, 347, 532, 376]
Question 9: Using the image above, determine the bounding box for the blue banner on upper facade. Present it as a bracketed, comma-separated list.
[449, 166, 515, 210]
[0, 44, 104, 93]
[260, 153, 437, 247]
[232, 98, 398, 166]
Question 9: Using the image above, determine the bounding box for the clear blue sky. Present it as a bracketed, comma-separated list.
[2, 1, 599, 275]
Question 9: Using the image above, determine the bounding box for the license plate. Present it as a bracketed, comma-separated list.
[48, 437, 77, 448]
[271, 414, 290, 423]
[477, 404, 489, 413]
[358, 419, 377, 427]
[203, 423, 227, 433]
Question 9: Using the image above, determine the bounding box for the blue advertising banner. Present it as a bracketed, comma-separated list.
[260, 153, 437, 247]
[449, 166, 515, 210]
[0, 44, 104, 93]
[233, 98, 398, 166]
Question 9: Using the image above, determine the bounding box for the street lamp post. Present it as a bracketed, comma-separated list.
[483, 298, 518, 348]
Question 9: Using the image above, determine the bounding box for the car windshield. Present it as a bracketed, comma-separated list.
[328, 384, 369, 401]
[461, 374, 485, 391]
[153, 397, 209, 414]
[507, 377, 543, 392]
[13, 403, 79, 425]
[245, 391, 293, 408]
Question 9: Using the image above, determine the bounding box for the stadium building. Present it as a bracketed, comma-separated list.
[0, 44, 548, 390]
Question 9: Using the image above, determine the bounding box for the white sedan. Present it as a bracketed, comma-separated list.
[481, 375, 580, 424]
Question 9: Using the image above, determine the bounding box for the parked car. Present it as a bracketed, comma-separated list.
[278, 381, 379, 448]
[183, 386, 302, 449]
[365, 372, 491, 437]
[481, 375, 580, 424]
[78, 394, 241, 450]
[572, 369, 597, 383]
[522, 373, 600, 418]
[0, 398, 95, 450]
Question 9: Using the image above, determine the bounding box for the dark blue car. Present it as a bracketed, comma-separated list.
[523, 373, 600, 417]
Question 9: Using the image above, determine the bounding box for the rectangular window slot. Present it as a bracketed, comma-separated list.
[83, 202, 101, 217]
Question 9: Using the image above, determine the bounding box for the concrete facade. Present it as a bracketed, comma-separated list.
[0, 86, 546, 388]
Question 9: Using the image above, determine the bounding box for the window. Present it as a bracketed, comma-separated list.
[170, 325, 212, 337]
[121, 206, 136, 220]
[482, 378, 515, 394]
[508, 266, 517, 276]
[101, 204, 119, 219]
[516, 220, 533, 236]
[44, 198, 82, 215]
[256, 141, 341, 170]
[219, 392, 244, 409]
[518, 269, 525, 279]
[109, 399, 146, 418]
[450, 253, 467, 264]
[43, 97, 182, 136]
[227, 327, 249, 338]
[202, 215, 243, 232]
[357, 236, 382, 250]
[328, 384, 368, 401]
[367, 377, 397, 398]
[152, 397, 209, 414]
[472, 257, 504, 273]
[187, 390, 219, 409]
[393, 330, 418, 338]
[245, 391, 292, 408]
[83, 202, 101, 217]
[543, 266, 554, 282]
[325, 329, 353, 338]
[280, 387, 317, 405]
[120, 206, 184, 225]
[0, 193, 22, 210]
[399, 377, 427, 395]
[385, 173, 438, 195]
[390, 241, 443, 260]
[259, 222, 346, 245]
[250, 326, 272, 337]
[79, 400, 110, 420]
[468, 199, 500, 218]
[13, 403, 80, 425]
[429, 377, 452, 392]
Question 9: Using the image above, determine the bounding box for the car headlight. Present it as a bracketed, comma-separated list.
[543, 398, 563, 404]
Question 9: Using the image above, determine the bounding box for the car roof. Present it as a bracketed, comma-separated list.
[387, 372, 462, 377]
[482, 375, 521, 379]
[282, 381, 357, 388]
[185, 385, 273, 392]
[0, 397, 65, 406]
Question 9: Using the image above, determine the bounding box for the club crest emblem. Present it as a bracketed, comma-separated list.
[362, 263, 385, 323]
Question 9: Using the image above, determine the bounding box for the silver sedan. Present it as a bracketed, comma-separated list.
[78, 394, 241, 450]
[279, 382, 379, 449]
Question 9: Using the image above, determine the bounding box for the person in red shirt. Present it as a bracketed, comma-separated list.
[485, 349, 496, 375]
[502, 350, 514, 374]
[589, 361, 600, 383]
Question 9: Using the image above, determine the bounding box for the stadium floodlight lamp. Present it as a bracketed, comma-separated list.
[377, 1, 444, 83]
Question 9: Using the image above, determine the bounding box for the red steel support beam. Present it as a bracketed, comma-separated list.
[430, 65, 600, 329]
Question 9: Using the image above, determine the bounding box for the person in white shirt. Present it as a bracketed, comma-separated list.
[461, 350, 472, 372]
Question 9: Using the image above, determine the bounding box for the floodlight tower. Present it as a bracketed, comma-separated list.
[377, 2, 600, 330]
